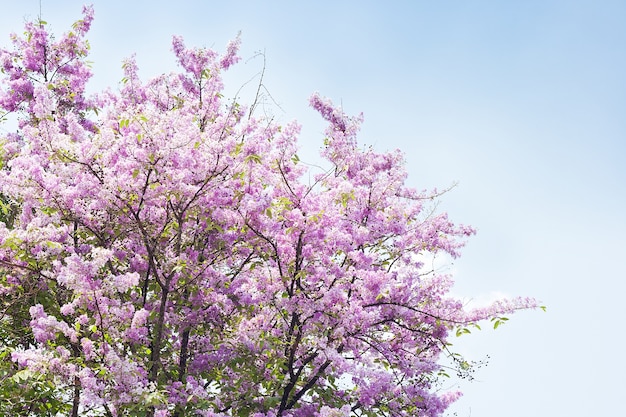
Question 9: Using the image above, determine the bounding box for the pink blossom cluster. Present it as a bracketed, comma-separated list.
[0, 7, 539, 417]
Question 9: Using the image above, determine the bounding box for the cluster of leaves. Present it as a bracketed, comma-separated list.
[0, 7, 538, 417]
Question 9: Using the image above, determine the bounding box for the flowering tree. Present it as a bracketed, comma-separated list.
[0, 7, 539, 417]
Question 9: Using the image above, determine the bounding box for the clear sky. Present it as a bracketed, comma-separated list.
[2, 1, 625, 416]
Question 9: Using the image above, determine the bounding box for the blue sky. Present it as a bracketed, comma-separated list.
[2, 1, 625, 416]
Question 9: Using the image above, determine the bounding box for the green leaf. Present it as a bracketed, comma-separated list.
[456, 327, 471, 337]
[244, 154, 262, 164]
[11, 369, 34, 382]
[173, 260, 187, 273]
[493, 317, 508, 329]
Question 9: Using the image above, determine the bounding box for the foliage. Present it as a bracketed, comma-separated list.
[0, 7, 538, 417]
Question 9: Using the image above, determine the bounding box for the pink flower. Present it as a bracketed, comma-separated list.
[60, 303, 75, 316]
